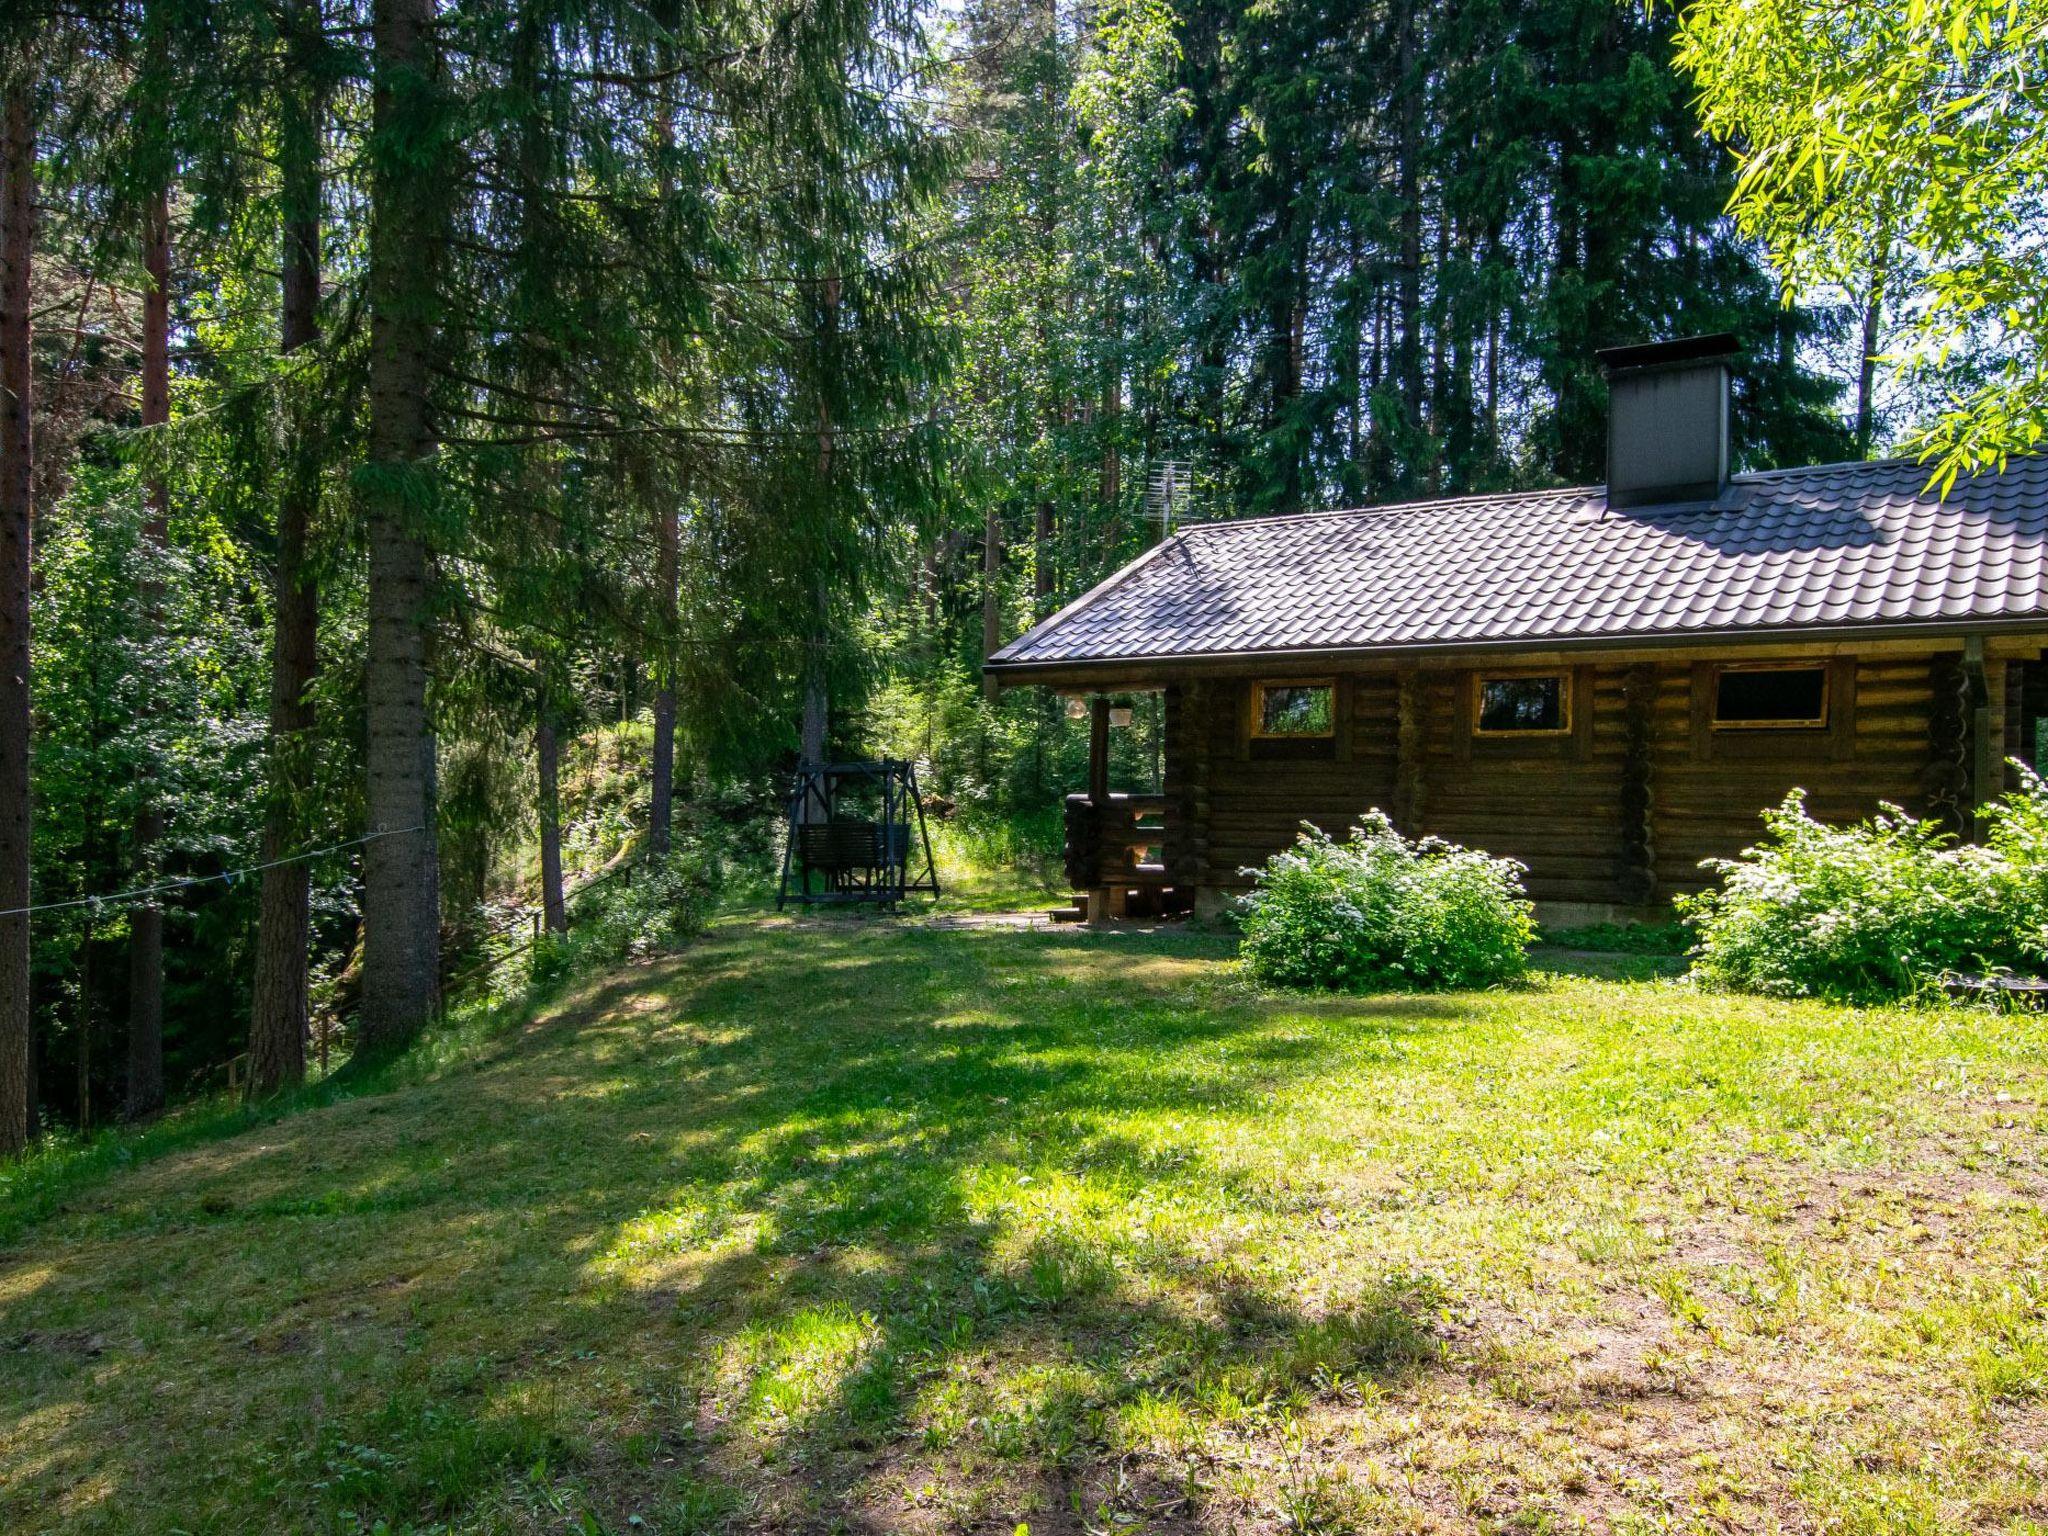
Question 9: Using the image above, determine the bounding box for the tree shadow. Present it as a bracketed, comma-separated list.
[0, 920, 1462, 1533]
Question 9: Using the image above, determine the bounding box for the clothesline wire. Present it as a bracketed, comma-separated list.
[0, 826, 428, 920]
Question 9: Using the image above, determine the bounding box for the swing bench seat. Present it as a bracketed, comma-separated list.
[798, 820, 884, 875]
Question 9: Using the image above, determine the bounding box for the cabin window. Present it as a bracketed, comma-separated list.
[1713, 663, 1829, 729]
[1252, 681, 1335, 738]
[1475, 673, 1569, 735]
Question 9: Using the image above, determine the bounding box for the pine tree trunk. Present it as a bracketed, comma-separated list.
[799, 649, 828, 766]
[649, 496, 677, 857]
[1394, 0, 1423, 485]
[76, 933, 92, 1129]
[980, 505, 1002, 704]
[1855, 255, 1886, 459]
[1033, 501, 1053, 610]
[800, 276, 837, 767]
[358, 0, 443, 1052]
[1483, 228, 1502, 451]
[250, 23, 322, 1097]
[647, 73, 680, 860]
[536, 698, 565, 934]
[1098, 317, 1120, 536]
[0, 81, 31, 1154]
[124, 182, 170, 1121]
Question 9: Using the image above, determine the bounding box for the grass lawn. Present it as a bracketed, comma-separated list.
[1, 918, 2044, 1534]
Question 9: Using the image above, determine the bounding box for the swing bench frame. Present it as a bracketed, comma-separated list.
[776, 759, 941, 909]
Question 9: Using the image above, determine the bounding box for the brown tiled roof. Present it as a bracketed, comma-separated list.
[987, 456, 2048, 671]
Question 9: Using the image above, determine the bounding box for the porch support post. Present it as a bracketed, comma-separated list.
[1088, 695, 1110, 805]
[1930, 651, 1971, 836]
[1086, 694, 1117, 921]
[1964, 636, 1997, 835]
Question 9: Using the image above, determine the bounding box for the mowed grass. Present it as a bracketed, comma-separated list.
[1, 920, 2045, 1534]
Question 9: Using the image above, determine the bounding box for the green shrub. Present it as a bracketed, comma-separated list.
[528, 841, 724, 987]
[1679, 771, 2048, 1001]
[1237, 814, 1535, 991]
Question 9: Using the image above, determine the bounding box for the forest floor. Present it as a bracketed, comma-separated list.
[1, 917, 2045, 1534]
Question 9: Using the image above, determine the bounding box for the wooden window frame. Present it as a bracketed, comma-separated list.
[1471, 670, 1573, 738]
[1710, 661, 1831, 732]
[1248, 678, 1338, 740]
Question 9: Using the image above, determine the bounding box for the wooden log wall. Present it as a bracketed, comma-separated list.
[1156, 643, 2025, 910]
[1418, 663, 1625, 906]
[1161, 672, 1399, 891]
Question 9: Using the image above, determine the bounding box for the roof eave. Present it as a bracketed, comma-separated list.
[982, 612, 2048, 687]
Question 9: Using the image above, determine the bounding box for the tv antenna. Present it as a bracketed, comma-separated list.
[1146, 459, 1210, 535]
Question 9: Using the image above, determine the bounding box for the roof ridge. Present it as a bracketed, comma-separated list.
[1739, 455, 1922, 481]
[1742, 449, 2048, 483]
[1183, 482, 1595, 535]
[1185, 453, 2046, 538]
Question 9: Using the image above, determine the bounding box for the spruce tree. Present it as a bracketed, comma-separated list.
[357, 0, 449, 1052]
[249, 0, 328, 1096]
[0, 68, 33, 1153]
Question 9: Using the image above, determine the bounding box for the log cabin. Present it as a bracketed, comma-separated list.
[983, 335, 2048, 925]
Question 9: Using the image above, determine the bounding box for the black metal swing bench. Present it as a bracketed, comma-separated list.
[776, 759, 941, 909]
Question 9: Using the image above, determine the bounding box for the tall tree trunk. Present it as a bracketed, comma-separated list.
[799, 656, 827, 766]
[1483, 228, 1502, 453]
[649, 496, 678, 855]
[76, 932, 92, 1130]
[536, 694, 565, 934]
[1854, 300, 1881, 458]
[1033, 500, 1053, 610]
[358, 0, 443, 1052]
[124, 182, 169, 1121]
[0, 81, 32, 1154]
[980, 505, 1002, 704]
[647, 72, 679, 860]
[1394, 0, 1423, 489]
[799, 275, 837, 772]
[647, 68, 680, 858]
[1855, 246, 1888, 459]
[1098, 295, 1121, 536]
[250, 16, 322, 1096]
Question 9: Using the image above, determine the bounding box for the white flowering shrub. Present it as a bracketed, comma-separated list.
[1680, 769, 2048, 1000]
[1237, 813, 1535, 991]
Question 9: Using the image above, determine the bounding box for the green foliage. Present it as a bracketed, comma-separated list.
[1537, 921, 1693, 956]
[1676, 0, 2048, 485]
[865, 661, 1162, 821]
[29, 450, 273, 1113]
[1237, 814, 1535, 992]
[1679, 771, 2048, 1001]
[529, 844, 725, 989]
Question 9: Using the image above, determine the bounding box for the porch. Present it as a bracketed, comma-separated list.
[1055, 692, 1188, 923]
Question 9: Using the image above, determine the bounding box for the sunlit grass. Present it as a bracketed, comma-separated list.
[0, 920, 2043, 1533]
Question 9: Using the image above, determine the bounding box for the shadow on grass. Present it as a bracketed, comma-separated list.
[1529, 947, 1690, 983]
[0, 919, 1457, 1534]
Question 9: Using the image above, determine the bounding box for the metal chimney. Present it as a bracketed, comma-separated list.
[1596, 333, 1737, 509]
